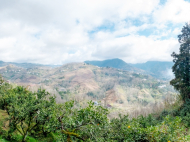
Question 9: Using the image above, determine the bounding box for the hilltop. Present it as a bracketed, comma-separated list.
[85, 58, 142, 73]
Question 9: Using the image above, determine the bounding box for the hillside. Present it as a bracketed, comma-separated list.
[0, 62, 176, 111]
[0, 59, 174, 80]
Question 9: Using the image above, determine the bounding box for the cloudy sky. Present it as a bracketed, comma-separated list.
[0, 0, 190, 65]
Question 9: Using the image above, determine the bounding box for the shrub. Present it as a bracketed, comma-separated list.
[146, 115, 187, 142]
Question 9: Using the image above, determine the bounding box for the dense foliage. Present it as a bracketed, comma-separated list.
[0, 76, 110, 142]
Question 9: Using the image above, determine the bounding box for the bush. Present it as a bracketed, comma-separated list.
[173, 99, 190, 127]
[107, 115, 148, 141]
[146, 115, 187, 141]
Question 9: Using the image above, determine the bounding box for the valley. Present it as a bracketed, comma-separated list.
[0, 60, 176, 115]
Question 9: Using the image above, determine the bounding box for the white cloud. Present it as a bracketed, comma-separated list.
[0, 0, 188, 64]
[153, 0, 190, 23]
[91, 34, 179, 63]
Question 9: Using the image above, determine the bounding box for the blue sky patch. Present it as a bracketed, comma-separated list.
[159, 0, 167, 5]
[34, 33, 41, 39]
[89, 22, 115, 34]
[138, 28, 154, 37]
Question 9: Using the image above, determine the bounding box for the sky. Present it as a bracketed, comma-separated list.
[0, 0, 190, 65]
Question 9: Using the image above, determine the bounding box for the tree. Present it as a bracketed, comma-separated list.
[0, 77, 109, 142]
[0, 85, 57, 142]
[54, 101, 109, 141]
[170, 23, 190, 101]
[0, 75, 12, 110]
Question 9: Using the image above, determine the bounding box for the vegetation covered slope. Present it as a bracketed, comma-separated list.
[0, 63, 175, 111]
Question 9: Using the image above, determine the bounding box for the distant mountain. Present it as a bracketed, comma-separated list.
[0, 61, 60, 68]
[85, 59, 174, 80]
[85, 58, 142, 73]
[130, 61, 174, 80]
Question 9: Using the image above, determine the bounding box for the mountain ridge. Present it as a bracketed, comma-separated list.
[85, 59, 174, 80]
[85, 58, 143, 73]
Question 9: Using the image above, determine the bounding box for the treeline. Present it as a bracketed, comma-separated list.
[0, 76, 189, 142]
